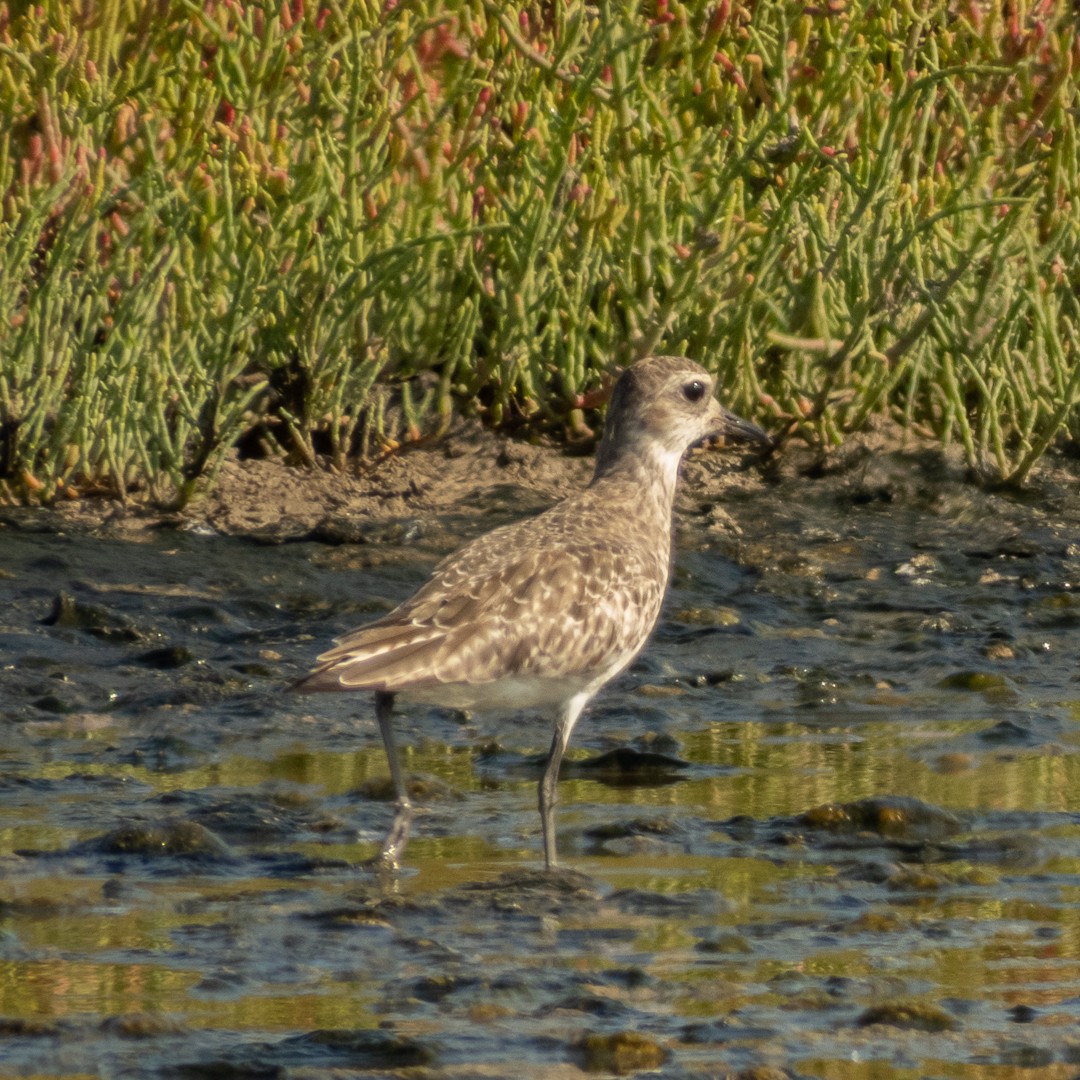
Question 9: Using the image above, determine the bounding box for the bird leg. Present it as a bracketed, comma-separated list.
[539, 731, 563, 870]
[539, 714, 577, 871]
[374, 691, 412, 870]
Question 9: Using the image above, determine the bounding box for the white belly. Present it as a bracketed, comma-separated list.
[397, 649, 639, 713]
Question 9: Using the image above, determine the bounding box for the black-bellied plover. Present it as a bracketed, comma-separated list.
[291, 355, 770, 869]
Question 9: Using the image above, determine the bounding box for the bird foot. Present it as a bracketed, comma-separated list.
[374, 798, 413, 871]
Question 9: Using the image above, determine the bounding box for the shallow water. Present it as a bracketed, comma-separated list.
[3, 467, 1080, 1078]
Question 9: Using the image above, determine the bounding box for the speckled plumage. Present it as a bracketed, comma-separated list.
[291, 355, 770, 869]
[296, 477, 669, 708]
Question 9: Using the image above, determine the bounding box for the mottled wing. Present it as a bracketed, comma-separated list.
[293, 515, 665, 694]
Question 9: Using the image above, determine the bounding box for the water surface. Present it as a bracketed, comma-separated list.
[2, 467, 1080, 1077]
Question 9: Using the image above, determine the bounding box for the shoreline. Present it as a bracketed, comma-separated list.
[3, 416, 1074, 549]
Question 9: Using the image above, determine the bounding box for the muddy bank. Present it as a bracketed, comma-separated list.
[23, 415, 1080, 550]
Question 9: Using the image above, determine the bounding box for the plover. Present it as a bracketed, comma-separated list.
[291, 355, 770, 869]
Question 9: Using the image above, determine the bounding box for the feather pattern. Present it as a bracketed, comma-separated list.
[296, 472, 670, 704]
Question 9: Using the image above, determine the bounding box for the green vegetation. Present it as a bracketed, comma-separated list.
[1, 0, 1077, 506]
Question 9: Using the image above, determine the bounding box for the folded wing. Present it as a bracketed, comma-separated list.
[291, 527, 664, 695]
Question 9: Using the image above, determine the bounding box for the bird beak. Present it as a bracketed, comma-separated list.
[709, 400, 773, 448]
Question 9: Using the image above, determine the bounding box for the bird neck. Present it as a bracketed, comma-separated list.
[589, 438, 683, 518]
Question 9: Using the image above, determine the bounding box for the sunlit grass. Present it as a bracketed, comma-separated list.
[1, 1, 1078, 505]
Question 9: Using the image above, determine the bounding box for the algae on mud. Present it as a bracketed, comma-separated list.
[3, 445, 1080, 1075]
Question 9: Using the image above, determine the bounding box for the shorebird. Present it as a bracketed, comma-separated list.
[291, 355, 770, 869]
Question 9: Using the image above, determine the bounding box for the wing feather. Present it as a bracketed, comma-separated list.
[291, 492, 669, 695]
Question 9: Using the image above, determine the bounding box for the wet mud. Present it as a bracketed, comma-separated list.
[4, 433, 1080, 1077]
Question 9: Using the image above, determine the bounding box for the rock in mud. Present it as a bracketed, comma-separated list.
[885, 866, 950, 891]
[797, 796, 964, 842]
[1007, 1003, 1038, 1023]
[444, 867, 601, 917]
[79, 819, 233, 860]
[353, 774, 456, 802]
[977, 718, 1048, 746]
[695, 932, 753, 955]
[309, 514, 374, 545]
[937, 670, 1012, 693]
[278, 1027, 434, 1067]
[41, 591, 143, 642]
[584, 816, 681, 856]
[31, 692, 76, 714]
[585, 817, 678, 841]
[856, 1000, 958, 1031]
[672, 605, 742, 626]
[562, 746, 690, 785]
[0, 1017, 63, 1036]
[579, 1029, 668, 1074]
[135, 645, 196, 669]
[187, 793, 342, 841]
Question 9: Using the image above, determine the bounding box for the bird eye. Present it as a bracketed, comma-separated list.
[682, 380, 706, 403]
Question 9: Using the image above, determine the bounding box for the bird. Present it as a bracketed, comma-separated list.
[290, 355, 771, 870]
